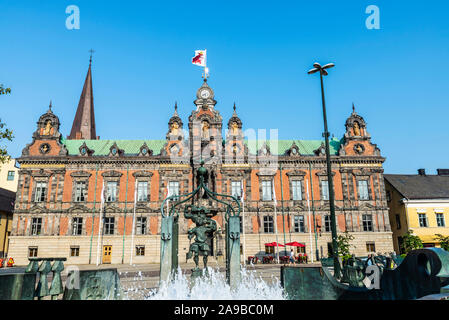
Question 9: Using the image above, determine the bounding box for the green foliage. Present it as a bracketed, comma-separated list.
[0, 84, 13, 163]
[401, 230, 423, 254]
[337, 231, 355, 257]
[434, 234, 449, 251]
[0, 84, 11, 95]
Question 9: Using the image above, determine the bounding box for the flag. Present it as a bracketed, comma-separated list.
[192, 50, 206, 67]
[240, 180, 245, 204]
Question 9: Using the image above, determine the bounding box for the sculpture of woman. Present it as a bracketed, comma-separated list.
[353, 122, 361, 136]
[170, 122, 179, 135]
[42, 120, 53, 135]
[231, 121, 239, 135]
[202, 121, 210, 139]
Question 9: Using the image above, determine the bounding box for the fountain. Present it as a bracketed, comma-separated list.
[159, 161, 242, 290]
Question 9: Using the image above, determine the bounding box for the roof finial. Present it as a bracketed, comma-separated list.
[352, 102, 355, 113]
[89, 49, 95, 66]
[233, 102, 236, 112]
[49, 100, 53, 112]
[173, 101, 179, 116]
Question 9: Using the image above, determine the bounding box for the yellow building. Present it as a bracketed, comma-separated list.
[385, 169, 449, 253]
[0, 159, 19, 193]
[0, 159, 18, 258]
[0, 188, 15, 258]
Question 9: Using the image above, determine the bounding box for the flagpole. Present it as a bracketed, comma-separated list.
[273, 179, 279, 264]
[129, 179, 138, 265]
[88, 164, 98, 264]
[96, 182, 105, 266]
[306, 178, 314, 263]
[241, 180, 246, 266]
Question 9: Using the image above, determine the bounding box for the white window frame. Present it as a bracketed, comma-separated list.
[436, 213, 445, 227]
[104, 217, 115, 235]
[362, 214, 373, 231]
[291, 180, 302, 201]
[262, 181, 272, 201]
[168, 181, 180, 198]
[31, 217, 42, 235]
[418, 214, 428, 227]
[136, 217, 147, 235]
[34, 182, 47, 202]
[106, 182, 117, 202]
[358, 180, 369, 200]
[137, 181, 148, 202]
[263, 215, 274, 233]
[72, 217, 83, 235]
[75, 181, 87, 202]
[231, 181, 242, 199]
[294, 215, 305, 233]
[321, 180, 329, 201]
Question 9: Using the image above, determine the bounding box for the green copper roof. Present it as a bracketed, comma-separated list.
[61, 138, 166, 156]
[61, 137, 342, 156]
[244, 138, 342, 155]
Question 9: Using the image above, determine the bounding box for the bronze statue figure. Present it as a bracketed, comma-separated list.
[184, 205, 217, 271]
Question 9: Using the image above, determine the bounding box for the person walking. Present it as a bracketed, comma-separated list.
[289, 249, 296, 265]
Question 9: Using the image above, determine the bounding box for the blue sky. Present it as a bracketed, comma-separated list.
[1, 0, 448, 174]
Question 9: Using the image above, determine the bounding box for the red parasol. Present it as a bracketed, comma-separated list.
[285, 241, 305, 247]
[264, 242, 285, 247]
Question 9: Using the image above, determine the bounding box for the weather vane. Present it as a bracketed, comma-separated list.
[89, 49, 95, 64]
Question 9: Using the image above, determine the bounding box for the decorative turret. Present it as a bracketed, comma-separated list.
[339, 104, 380, 156]
[163, 102, 187, 158]
[22, 101, 68, 157]
[224, 103, 246, 161]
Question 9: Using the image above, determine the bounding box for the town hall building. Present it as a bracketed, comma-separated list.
[7, 59, 394, 265]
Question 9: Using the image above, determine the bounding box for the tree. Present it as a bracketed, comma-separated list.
[434, 234, 449, 251]
[0, 84, 11, 95]
[337, 231, 355, 259]
[0, 84, 14, 163]
[400, 230, 423, 254]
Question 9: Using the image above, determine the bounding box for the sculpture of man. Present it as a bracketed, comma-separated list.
[184, 205, 217, 271]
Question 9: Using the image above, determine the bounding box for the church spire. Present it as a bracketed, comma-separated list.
[68, 54, 97, 140]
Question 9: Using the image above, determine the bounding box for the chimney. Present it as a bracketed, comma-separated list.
[437, 169, 449, 176]
[418, 169, 426, 176]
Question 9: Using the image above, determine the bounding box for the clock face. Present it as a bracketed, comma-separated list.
[200, 89, 210, 99]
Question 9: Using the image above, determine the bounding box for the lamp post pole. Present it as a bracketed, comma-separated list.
[308, 62, 340, 278]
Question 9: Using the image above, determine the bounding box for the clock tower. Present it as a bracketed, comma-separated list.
[189, 79, 223, 163]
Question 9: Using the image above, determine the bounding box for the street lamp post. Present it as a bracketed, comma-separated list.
[308, 62, 341, 278]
